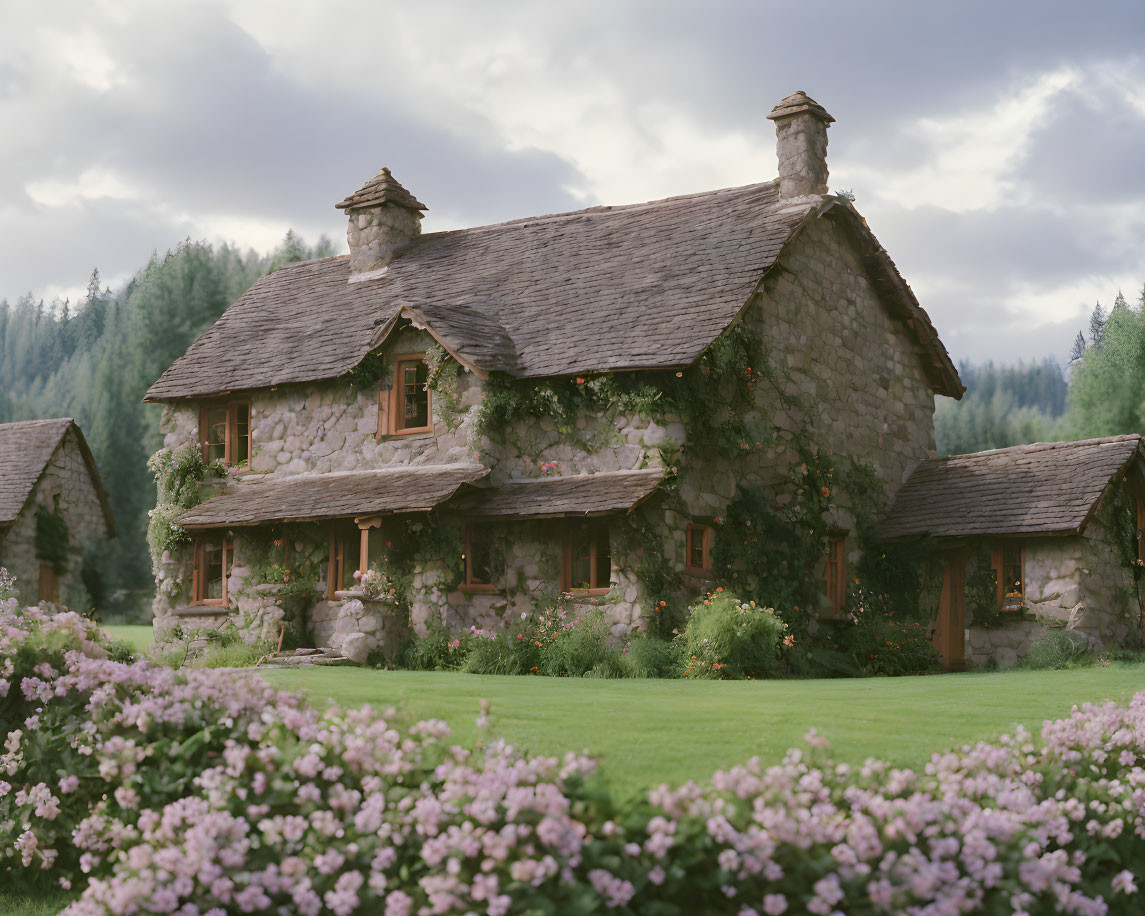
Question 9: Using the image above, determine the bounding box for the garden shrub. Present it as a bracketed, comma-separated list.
[620, 633, 679, 678]
[833, 583, 943, 676]
[4, 603, 1145, 914]
[0, 566, 17, 602]
[1025, 628, 1092, 670]
[675, 590, 790, 678]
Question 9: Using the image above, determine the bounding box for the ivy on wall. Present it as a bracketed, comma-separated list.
[145, 447, 226, 563]
[35, 505, 71, 575]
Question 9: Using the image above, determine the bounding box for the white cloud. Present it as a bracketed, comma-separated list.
[38, 28, 127, 92]
[25, 169, 143, 208]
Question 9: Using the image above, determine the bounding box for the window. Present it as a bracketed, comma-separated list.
[199, 403, 250, 468]
[38, 564, 59, 604]
[192, 536, 233, 605]
[562, 523, 612, 594]
[386, 355, 431, 435]
[685, 522, 714, 574]
[991, 544, 1025, 609]
[463, 525, 498, 590]
[818, 535, 846, 614]
[328, 523, 363, 599]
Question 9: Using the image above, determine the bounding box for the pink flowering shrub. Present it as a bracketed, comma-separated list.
[3, 603, 1145, 914]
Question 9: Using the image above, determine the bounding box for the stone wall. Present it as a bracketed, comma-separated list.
[0, 428, 111, 610]
[150, 209, 942, 643]
[966, 509, 1139, 667]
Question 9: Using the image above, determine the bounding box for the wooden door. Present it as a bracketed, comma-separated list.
[933, 554, 967, 670]
[38, 564, 59, 604]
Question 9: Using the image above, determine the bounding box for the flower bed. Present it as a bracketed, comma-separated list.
[2, 600, 1144, 914]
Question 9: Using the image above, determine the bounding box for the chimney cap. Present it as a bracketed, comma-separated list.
[335, 167, 428, 212]
[766, 90, 835, 124]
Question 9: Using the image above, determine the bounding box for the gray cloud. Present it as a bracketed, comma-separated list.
[3, 0, 1145, 369]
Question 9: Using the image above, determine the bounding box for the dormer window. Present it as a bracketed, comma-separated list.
[386, 355, 431, 435]
[200, 403, 250, 468]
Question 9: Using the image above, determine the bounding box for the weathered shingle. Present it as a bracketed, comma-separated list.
[878, 435, 1144, 539]
[176, 465, 488, 528]
[449, 469, 665, 518]
[145, 181, 961, 401]
[0, 418, 116, 534]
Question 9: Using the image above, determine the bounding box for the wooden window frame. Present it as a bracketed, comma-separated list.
[199, 401, 251, 470]
[991, 543, 1026, 610]
[684, 522, 715, 576]
[191, 535, 233, 607]
[561, 523, 612, 596]
[385, 354, 433, 436]
[819, 534, 847, 615]
[463, 524, 499, 592]
[328, 523, 364, 600]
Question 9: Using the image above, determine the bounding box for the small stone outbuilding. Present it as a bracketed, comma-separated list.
[0, 418, 116, 609]
[880, 435, 1145, 668]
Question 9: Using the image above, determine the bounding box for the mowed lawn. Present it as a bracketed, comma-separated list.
[104, 624, 153, 651]
[260, 663, 1145, 800]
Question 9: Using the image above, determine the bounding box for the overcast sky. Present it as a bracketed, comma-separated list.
[2, 0, 1144, 367]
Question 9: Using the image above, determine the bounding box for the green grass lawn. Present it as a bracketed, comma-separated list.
[104, 624, 153, 652]
[261, 663, 1145, 801]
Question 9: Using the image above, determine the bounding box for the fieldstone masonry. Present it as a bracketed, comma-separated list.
[0, 428, 111, 610]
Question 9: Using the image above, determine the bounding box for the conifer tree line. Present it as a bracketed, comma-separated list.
[0, 231, 334, 616]
[936, 285, 1145, 456]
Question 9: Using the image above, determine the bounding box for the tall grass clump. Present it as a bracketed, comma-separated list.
[676, 590, 790, 678]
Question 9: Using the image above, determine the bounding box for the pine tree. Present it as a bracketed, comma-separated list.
[1113, 290, 1129, 312]
[1068, 331, 1086, 364]
[85, 268, 101, 306]
[1088, 301, 1107, 349]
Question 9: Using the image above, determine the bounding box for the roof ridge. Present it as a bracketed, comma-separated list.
[936, 434, 1142, 462]
[416, 179, 783, 240]
[0, 417, 74, 430]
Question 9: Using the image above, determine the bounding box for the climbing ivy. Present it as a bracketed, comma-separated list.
[347, 349, 388, 393]
[146, 446, 226, 562]
[35, 505, 71, 575]
[424, 343, 464, 427]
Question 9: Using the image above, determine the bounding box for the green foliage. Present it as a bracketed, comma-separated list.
[395, 616, 471, 671]
[347, 348, 387, 393]
[831, 588, 942, 676]
[0, 566, 17, 602]
[1024, 630, 1091, 670]
[425, 343, 464, 425]
[34, 504, 70, 574]
[0, 232, 329, 614]
[620, 632, 680, 678]
[934, 358, 1067, 456]
[964, 545, 1005, 628]
[675, 591, 789, 679]
[145, 446, 226, 561]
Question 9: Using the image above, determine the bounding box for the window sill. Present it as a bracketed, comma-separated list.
[462, 583, 500, 594]
[563, 588, 612, 598]
[387, 426, 434, 438]
[683, 566, 713, 578]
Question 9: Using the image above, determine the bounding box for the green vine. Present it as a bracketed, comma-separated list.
[425, 343, 464, 427]
[347, 349, 388, 393]
[35, 505, 71, 575]
[146, 446, 226, 562]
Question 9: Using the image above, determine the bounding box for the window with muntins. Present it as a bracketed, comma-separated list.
[464, 525, 498, 590]
[193, 536, 233, 605]
[685, 523, 713, 574]
[391, 356, 431, 434]
[563, 524, 611, 594]
[200, 403, 250, 468]
[991, 544, 1025, 609]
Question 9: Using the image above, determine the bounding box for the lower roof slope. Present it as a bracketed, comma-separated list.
[450, 469, 665, 518]
[145, 181, 961, 401]
[176, 465, 488, 528]
[878, 435, 1144, 540]
[0, 418, 116, 534]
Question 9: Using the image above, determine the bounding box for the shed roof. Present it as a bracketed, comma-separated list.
[0, 418, 116, 535]
[145, 181, 961, 401]
[176, 464, 487, 529]
[449, 469, 665, 519]
[878, 435, 1144, 540]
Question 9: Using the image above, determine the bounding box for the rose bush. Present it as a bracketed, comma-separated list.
[2, 601, 1144, 914]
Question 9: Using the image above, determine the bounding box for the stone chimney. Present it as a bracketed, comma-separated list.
[766, 91, 834, 199]
[335, 167, 427, 278]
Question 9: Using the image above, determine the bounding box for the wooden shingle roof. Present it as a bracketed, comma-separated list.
[878, 435, 1144, 540]
[0, 418, 116, 534]
[145, 180, 962, 401]
[335, 167, 428, 212]
[449, 469, 665, 519]
[176, 465, 487, 529]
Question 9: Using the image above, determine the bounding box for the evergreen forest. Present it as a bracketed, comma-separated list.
[0, 231, 333, 616]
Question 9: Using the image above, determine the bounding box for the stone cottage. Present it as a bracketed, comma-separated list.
[0, 418, 116, 609]
[143, 90, 966, 660]
[879, 435, 1145, 668]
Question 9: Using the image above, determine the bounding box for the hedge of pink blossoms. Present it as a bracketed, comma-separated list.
[3, 602, 1145, 915]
